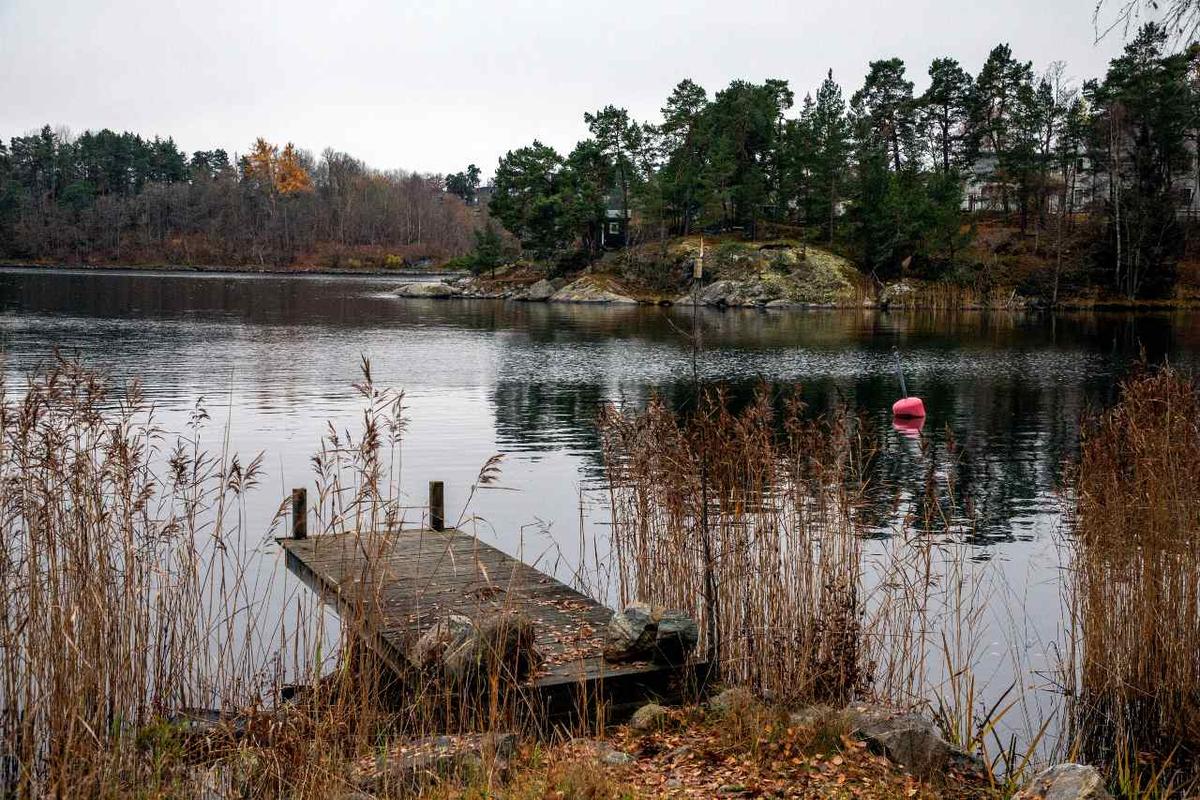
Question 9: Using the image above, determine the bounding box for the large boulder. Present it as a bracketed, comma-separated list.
[629, 702, 670, 732]
[699, 279, 739, 307]
[410, 613, 474, 671]
[707, 687, 759, 716]
[691, 278, 784, 308]
[521, 278, 556, 302]
[845, 704, 982, 779]
[396, 281, 462, 299]
[603, 603, 699, 664]
[879, 281, 916, 308]
[443, 611, 542, 684]
[1013, 764, 1112, 800]
[550, 277, 638, 304]
[603, 603, 658, 662]
[653, 610, 699, 665]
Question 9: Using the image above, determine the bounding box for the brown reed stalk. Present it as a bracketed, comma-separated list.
[599, 386, 873, 705]
[1068, 365, 1200, 775]
[0, 356, 526, 797]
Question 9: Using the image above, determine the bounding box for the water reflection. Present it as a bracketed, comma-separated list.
[1, 267, 1196, 558]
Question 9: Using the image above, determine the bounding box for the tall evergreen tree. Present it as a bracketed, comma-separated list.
[489, 141, 569, 255]
[970, 44, 1035, 213]
[701, 80, 790, 227]
[920, 58, 973, 174]
[809, 70, 851, 241]
[658, 79, 709, 234]
[585, 105, 641, 230]
[852, 58, 917, 173]
[1091, 23, 1197, 297]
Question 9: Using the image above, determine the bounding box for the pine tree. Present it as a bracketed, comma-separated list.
[658, 79, 709, 234]
[852, 58, 917, 173]
[920, 58, 973, 174]
[810, 70, 851, 242]
[970, 44, 1035, 213]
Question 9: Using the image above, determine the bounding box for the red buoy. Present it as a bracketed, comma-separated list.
[892, 396, 926, 419]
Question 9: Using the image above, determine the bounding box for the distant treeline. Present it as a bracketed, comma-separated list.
[489, 24, 1200, 299]
[0, 131, 476, 268]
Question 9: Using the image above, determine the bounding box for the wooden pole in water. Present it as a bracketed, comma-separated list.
[291, 487, 307, 539]
[429, 481, 445, 531]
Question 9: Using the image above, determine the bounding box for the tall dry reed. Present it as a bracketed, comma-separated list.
[0, 356, 295, 794]
[599, 387, 873, 704]
[0, 355, 518, 797]
[1068, 365, 1200, 771]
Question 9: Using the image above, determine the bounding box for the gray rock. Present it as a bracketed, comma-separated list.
[603, 603, 658, 662]
[550, 277, 638, 304]
[787, 705, 837, 729]
[355, 732, 516, 791]
[521, 278, 556, 302]
[629, 702, 669, 732]
[699, 279, 739, 306]
[879, 281, 916, 308]
[409, 613, 474, 671]
[440, 611, 542, 685]
[1013, 764, 1112, 800]
[395, 281, 462, 299]
[845, 704, 981, 779]
[601, 750, 634, 766]
[653, 610, 699, 665]
[603, 603, 699, 664]
[707, 687, 758, 716]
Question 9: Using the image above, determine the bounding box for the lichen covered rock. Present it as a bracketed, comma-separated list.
[550, 276, 638, 304]
[521, 278, 556, 301]
[844, 704, 982, 779]
[395, 281, 463, 299]
[603, 603, 699, 664]
[1013, 764, 1112, 800]
[603, 602, 658, 661]
[629, 702, 670, 732]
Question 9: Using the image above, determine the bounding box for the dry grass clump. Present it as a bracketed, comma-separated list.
[599, 387, 872, 705]
[1069, 365, 1200, 775]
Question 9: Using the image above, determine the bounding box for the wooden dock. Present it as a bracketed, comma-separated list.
[281, 485, 701, 721]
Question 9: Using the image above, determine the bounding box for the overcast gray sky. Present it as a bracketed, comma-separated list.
[0, 0, 1129, 178]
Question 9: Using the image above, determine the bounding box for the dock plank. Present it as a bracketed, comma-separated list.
[281, 529, 701, 717]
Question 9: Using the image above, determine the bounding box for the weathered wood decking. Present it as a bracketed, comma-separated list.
[281, 527, 700, 719]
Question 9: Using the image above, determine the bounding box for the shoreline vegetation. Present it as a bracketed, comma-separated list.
[4, 25, 1200, 312]
[2, 355, 1197, 797]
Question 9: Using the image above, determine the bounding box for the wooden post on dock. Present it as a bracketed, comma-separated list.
[291, 488, 307, 539]
[429, 481, 445, 531]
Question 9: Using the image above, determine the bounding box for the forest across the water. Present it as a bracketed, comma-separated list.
[2, 22, 1198, 303]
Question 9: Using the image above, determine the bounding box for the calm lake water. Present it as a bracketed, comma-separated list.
[3, 267, 1198, 720]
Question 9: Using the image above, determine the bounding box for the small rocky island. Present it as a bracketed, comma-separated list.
[394, 238, 1041, 311]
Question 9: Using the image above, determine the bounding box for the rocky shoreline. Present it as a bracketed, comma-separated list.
[393, 273, 1048, 311]
[599, 689, 1115, 799]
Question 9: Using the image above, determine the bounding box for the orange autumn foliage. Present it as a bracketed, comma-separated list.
[244, 137, 312, 195]
[276, 143, 313, 194]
